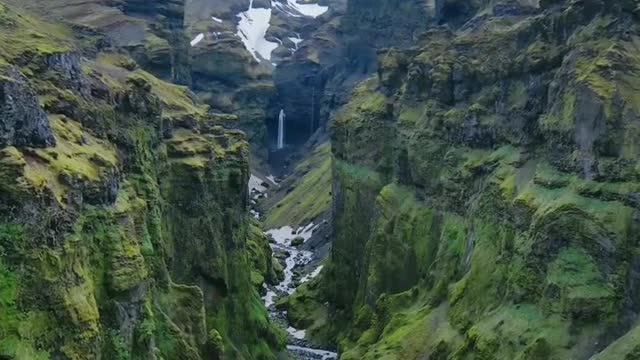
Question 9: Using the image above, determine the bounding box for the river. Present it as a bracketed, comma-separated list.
[249, 174, 338, 360]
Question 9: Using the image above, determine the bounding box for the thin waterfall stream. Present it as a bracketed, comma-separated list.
[277, 109, 285, 150]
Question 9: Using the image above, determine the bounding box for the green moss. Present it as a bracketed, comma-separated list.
[247, 221, 276, 285]
[264, 142, 332, 228]
[365, 184, 438, 297]
[448, 220, 512, 326]
[103, 329, 131, 360]
[332, 77, 395, 174]
[591, 322, 640, 360]
[462, 304, 572, 360]
[398, 105, 425, 126]
[281, 279, 331, 346]
[144, 32, 171, 57]
[206, 329, 225, 358]
[0, 257, 47, 360]
[129, 71, 208, 119]
[21, 116, 119, 203]
[575, 50, 616, 101]
[322, 3, 640, 359]
[342, 300, 461, 360]
[0, 2, 72, 63]
[544, 247, 615, 318]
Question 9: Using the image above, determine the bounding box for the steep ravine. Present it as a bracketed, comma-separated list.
[5, 0, 640, 359]
[249, 171, 337, 360]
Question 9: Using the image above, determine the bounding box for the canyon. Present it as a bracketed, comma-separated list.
[1, 0, 640, 359]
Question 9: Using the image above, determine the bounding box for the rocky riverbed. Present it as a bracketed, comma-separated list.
[250, 174, 337, 360]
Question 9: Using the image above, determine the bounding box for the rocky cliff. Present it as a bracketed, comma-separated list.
[272, 0, 428, 146]
[0, 2, 284, 359]
[320, 0, 640, 358]
[4, 0, 279, 153]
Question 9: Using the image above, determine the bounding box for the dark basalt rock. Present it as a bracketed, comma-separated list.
[252, 0, 272, 9]
[44, 53, 91, 98]
[0, 68, 55, 148]
[116, 77, 163, 121]
[291, 236, 305, 247]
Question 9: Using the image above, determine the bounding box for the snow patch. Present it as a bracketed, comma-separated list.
[211, 16, 224, 23]
[288, 36, 303, 49]
[236, 0, 278, 62]
[249, 174, 268, 193]
[265, 225, 296, 245]
[296, 222, 319, 243]
[287, 327, 306, 339]
[266, 223, 317, 246]
[190, 33, 204, 46]
[273, 0, 328, 18]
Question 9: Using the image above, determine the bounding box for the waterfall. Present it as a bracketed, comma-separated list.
[277, 109, 285, 149]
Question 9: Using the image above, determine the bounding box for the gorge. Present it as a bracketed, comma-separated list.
[1, 0, 640, 360]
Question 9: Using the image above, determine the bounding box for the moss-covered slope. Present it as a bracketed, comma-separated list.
[323, 1, 640, 359]
[262, 142, 332, 229]
[0, 2, 284, 359]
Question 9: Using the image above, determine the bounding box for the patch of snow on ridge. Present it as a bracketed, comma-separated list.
[236, 0, 279, 62]
[288, 36, 303, 49]
[190, 33, 204, 46]
[273, 0, 328, 18]
[287, 0, 328, 17]
[272, 1, 301, 17]
[211, 16, 224, 23]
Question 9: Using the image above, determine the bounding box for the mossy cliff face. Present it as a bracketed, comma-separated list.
[0, 3, 284, 359]
[323, 1, 640, 359]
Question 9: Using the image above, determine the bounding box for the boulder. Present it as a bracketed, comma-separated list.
[291, 236, 305, 247]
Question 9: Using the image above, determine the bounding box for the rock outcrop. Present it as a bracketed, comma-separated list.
[273, 0, 427, 145]
[0, 68, 56, 148]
